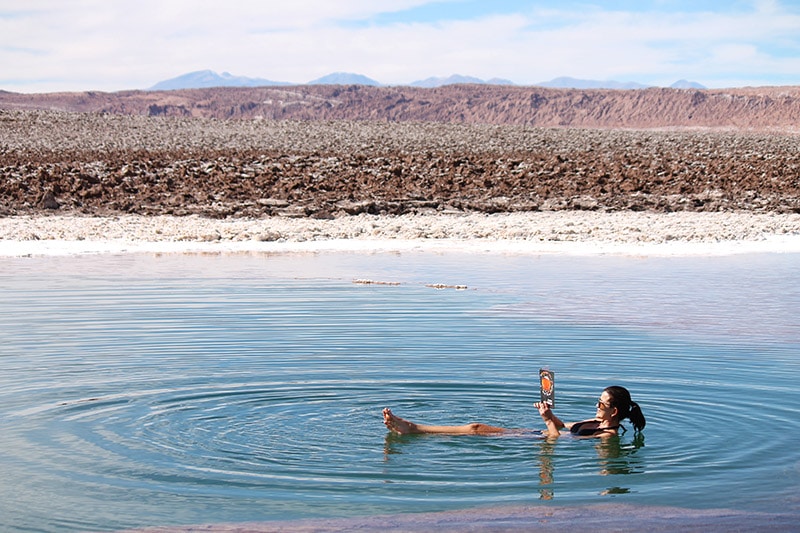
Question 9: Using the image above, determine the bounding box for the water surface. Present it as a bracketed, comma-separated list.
[0, 251, 798, 532]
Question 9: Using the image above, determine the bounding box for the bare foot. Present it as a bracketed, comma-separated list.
[383, 407, 420, 434]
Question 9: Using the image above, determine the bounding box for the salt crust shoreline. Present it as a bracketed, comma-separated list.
[123, 503, 799, 533]
[2, 211, 800, 257]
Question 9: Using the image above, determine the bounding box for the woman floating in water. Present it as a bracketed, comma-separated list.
[383, 385, 645, 438]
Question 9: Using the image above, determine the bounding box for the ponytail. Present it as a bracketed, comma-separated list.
[604, 386, 646, 433]
[628, 400, 646, 432]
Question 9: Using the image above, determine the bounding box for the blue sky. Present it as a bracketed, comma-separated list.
[1, 0, 799, 93]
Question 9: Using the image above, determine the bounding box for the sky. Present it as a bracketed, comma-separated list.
[2, 0, 800, 93]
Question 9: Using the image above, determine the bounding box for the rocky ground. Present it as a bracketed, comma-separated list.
[2, 110, 799, 219]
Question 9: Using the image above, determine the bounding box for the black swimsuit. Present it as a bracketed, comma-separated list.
[569, 420, 619, 436]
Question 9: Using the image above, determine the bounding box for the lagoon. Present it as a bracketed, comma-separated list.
[0, 250, 798, 531]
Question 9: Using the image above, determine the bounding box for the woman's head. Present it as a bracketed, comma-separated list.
[603, 385, 646, 432]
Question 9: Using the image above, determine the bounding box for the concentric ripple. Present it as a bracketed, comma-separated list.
[1, 252, 799, 532]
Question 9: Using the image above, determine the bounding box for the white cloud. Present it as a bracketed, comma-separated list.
[1, 0, 799, 92]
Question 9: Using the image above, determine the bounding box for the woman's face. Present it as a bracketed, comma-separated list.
[596, 390, 616, 420]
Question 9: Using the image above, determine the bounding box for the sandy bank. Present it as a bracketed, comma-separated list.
[2, 212, 800, 257]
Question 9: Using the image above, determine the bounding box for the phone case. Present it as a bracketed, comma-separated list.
[539, 368, 555, 407]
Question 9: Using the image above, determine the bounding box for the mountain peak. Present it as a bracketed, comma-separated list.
[307, 72, 381, 86]
[148, 70, 289, 91]
[670, 79, 707, 89]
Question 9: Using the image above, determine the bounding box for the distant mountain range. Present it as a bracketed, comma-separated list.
[148, 70, 705, 91]
[409, 74, 515, 88]
[536, 76, 706, 90]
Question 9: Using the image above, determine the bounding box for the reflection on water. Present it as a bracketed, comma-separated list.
[0, 251, 798, 532]
[537, 438, 556, 500]
[595, 433, 646, 477]
[534, 433, 645, 500]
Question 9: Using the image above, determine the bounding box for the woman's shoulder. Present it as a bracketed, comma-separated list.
[569, 419, 598, 433]
[569, 419, 617, 437]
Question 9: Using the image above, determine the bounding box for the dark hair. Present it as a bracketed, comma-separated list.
[604, 385, 646, 432]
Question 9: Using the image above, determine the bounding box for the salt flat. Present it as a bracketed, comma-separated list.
[2, 211, 799, 257]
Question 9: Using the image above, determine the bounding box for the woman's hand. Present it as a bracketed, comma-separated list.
[535, 401, 553, 421]
[535, 401, 562, 437]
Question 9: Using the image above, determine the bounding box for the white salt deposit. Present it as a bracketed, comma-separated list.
[1, 212, 800, 257]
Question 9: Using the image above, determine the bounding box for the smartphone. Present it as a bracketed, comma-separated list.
[539, 368, 555, 407]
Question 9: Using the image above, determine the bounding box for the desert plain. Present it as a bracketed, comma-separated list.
[2, 85, 800, 255]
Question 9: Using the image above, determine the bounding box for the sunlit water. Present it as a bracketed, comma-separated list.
[1, 251, 798, 532]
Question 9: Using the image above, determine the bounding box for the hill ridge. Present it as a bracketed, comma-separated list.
[2, 84, 800, 131]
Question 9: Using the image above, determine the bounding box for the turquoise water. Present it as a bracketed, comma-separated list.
[0, 251, 798, 532]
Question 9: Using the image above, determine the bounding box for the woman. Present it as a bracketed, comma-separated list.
[382, 385, 645, 438]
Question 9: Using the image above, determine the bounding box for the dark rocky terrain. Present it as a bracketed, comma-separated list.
[1, 84, 799, 218]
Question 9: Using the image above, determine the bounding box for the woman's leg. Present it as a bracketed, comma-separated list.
[382, 407, 507, 435]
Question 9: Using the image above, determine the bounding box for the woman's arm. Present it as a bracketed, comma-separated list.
[536, 402, 565, 437]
